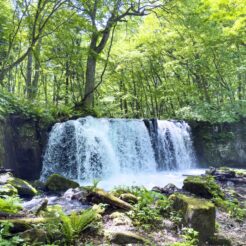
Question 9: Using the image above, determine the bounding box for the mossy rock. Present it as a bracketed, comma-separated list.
[0, 184, 18, 196]
[45, 174, 79, 192]
[7, 177, 37, 197]
[170, 193, 216, 242]
[183, 175, 224, 199]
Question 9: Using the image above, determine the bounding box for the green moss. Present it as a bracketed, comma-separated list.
[183, 175, 225, 199]
[172, 194, 214, 210]
[183, 175, 246, 220]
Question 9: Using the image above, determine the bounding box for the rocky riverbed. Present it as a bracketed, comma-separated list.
[0, 167, 245, 245]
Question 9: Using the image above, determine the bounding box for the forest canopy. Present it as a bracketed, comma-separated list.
[0, 0, 245, 122]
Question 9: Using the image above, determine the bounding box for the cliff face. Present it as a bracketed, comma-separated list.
[0, 114, 49, 180]
[191, 119, 246, 168]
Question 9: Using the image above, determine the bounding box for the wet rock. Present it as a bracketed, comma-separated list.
[206, 167, 236, 180]
[45, 174, 79, 192]
[0, 184, 18, 196]
[119, 193, 138, 204]
[170, 193, 216, 241]
[108, 231, 147, 244]
[63, 187, 89, 203]
[8, 177, 37, 197]
[207, 167, 246, 185]
[88, 188, 133, 211]
[20, 228, 47, 244]
[152, 183, 179, 196]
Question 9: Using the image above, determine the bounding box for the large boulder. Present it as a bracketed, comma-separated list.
[183, 175, 224, 199]
[170, 193, 216, 242]
[45, 174, 79, 192]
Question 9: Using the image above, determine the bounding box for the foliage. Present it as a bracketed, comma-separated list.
[0, 221, 24, 246]
[171, 227, 199, 246]
[189, 175, 246, 220]
[0, 0, 245, 122]
[113, 186, 173, 230]
[0, 196, 22, 214]
[44, 206, 97, 245]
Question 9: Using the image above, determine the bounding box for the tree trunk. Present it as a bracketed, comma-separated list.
[31, 38, 42, 99]
[26, 49, 33, 98]
[83, 52, 97, 109]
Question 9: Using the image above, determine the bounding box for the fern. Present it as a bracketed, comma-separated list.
[0, 196, 22, 214]
[59, 209, 97, 244]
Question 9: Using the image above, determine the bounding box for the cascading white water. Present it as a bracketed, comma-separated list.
[41, 116, 156, 181]
[156, 120, 196, 170]
[41, 116, 197, 185]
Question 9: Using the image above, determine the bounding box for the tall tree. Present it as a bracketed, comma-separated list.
[75, 0, 163, 109]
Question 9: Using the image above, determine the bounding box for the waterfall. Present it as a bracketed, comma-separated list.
[41, 116, 196, 182]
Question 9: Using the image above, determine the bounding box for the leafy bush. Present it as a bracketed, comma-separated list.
[113, 186, 172, 230]
[195, 175, 245, 220]
[171, 227, 199, 246]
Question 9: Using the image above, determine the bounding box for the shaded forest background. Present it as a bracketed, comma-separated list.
[0, 0, 245, 123]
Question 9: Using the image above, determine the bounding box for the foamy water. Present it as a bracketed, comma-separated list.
[79, 168, 206, 190]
